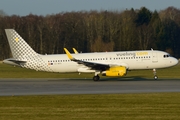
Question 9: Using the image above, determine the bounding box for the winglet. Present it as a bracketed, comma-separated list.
[73, 48, 78, 54]
[64, 48, 74, 60]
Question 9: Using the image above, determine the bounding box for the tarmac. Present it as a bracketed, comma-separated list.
[0, 78, 180, 96]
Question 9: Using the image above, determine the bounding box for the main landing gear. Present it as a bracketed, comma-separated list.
[93, 75, 100, 81]
[153, 69, 158, 80]
[93, 72, 100, 81]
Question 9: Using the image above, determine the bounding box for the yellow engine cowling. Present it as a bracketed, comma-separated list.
[102, 66, 127, 77]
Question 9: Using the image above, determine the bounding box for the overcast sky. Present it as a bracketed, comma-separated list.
[0, 0, 179, 16]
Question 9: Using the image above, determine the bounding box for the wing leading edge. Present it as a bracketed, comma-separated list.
[64, 48, 110, 71]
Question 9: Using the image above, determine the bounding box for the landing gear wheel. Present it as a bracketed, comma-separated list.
[93, 75, 100, 81]
[153, 69, 158, 80]
[154, 75, 158, 80]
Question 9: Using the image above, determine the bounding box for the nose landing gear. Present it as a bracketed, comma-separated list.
[153, 69, 158, 80]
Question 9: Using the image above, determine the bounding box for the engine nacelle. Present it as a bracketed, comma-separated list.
[102, 66, 127, 77]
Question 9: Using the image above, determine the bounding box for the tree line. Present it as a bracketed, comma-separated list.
[0, 6, 180, 60]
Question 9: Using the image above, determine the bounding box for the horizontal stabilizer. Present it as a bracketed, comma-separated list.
[3, 58, 27, 66]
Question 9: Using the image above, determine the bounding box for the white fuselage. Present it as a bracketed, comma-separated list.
[27, 50, 178, 73]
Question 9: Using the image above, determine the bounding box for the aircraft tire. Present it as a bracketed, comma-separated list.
[93, 75, 100, 81]
[154, 75, 158, 80]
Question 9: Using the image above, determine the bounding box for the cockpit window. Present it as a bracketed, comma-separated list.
[163, 54, 170, 58]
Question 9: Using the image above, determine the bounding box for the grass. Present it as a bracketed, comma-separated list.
[0, 63, 90, 78]
[0, 62, 179, 79]
[0, 93, 180, 120]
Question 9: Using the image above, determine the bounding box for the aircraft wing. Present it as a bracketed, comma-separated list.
[64, 48, 110, 71]
[73, 58, 109, 70]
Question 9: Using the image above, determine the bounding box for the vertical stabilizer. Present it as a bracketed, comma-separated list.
[5, 29, 37, 59]
[4, 29, 53, 72]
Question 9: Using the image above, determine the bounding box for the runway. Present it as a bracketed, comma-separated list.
[0, 78, 180, 96]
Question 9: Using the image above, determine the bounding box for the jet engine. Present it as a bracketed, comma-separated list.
[102, 66, 127, 77]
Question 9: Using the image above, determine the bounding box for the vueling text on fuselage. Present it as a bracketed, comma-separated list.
[116, 52, 148, 57]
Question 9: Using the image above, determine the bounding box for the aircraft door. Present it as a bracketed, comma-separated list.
[152, 52, 158, 62]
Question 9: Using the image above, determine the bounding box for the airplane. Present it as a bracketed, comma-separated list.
[3, 29, 179, 81]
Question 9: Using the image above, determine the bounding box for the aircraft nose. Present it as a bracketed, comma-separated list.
[173, 58, 179, 65]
